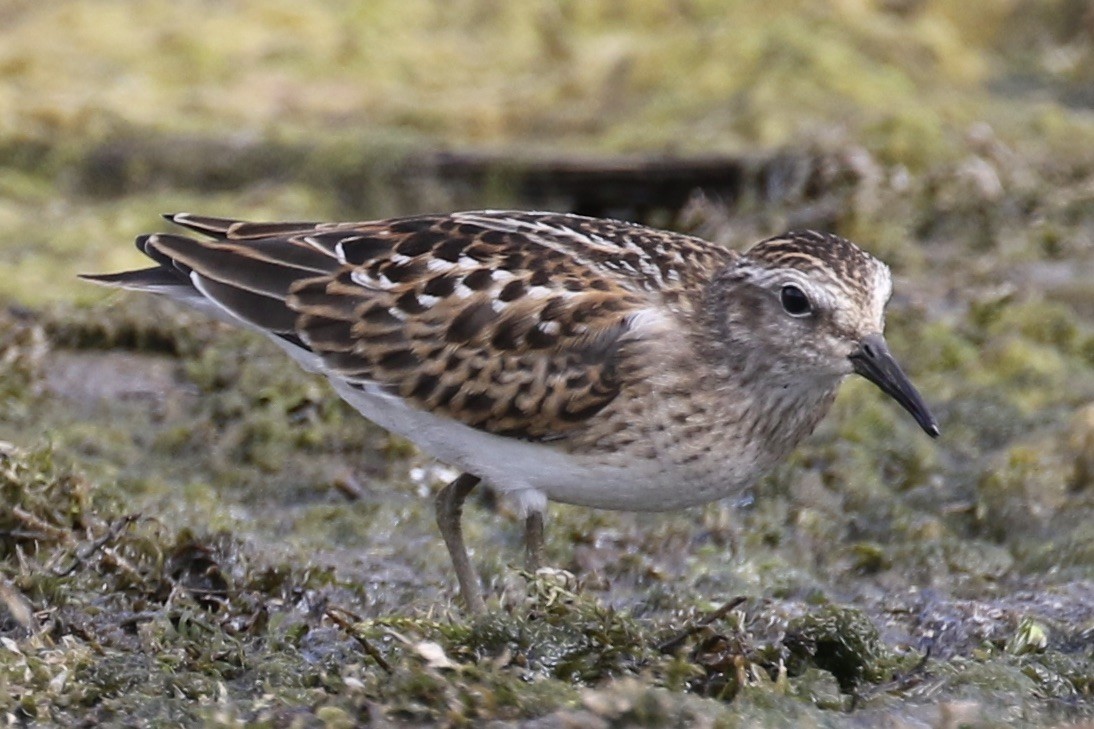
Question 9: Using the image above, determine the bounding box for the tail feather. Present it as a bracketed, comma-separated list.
[219, 237, 341, 273]
[166, 213, 326, 241]
[145, 233, 325, 300]
[78, 267, 186, 291]
[163, 213, 237, 239]
[82, 215, 347, 348]
[135, 234, 193, 277]
[190, 274, 300, 333]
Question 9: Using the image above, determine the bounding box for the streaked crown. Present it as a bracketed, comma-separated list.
[740, 231, 892, 337]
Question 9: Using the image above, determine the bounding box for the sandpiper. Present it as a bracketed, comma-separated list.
[84, 211, 939, 614]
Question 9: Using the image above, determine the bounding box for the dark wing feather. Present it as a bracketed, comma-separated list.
[167, 213, 326, 240]
[84, 211, 730, 440]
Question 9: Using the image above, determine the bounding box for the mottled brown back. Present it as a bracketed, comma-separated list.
[98, 211, 735, 440]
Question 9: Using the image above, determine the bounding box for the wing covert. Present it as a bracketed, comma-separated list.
[286, 215, 662, 439]
[98, 211, 723, 440]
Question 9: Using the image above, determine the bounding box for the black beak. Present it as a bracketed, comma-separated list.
[849, 333, 940, 437]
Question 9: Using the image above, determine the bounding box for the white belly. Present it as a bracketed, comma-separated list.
[153, 283, 764, 516]
[328, 378, 749, 514]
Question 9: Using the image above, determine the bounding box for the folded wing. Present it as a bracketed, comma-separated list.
[82, 211, 709, 440]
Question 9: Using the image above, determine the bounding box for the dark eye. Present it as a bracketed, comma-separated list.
[780, 285, 812, 317]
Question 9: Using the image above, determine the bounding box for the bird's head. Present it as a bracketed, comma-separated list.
[712, 230, 939, 437]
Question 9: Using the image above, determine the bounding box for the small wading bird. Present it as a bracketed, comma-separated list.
[84, 211, 939, 614]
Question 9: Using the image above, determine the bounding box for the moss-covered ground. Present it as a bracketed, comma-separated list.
[0, 1, 1091, 725]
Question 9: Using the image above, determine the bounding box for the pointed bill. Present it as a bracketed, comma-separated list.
[849, 333, 940, 437]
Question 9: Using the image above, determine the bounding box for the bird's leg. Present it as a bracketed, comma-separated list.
[434, 473, 485, 615]
[524, 509, 545, 572]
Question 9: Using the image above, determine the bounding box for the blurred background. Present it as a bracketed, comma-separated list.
[0, 0, 1091, 303]
[0, 1, 1091, 725]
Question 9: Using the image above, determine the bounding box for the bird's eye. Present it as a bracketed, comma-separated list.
[780, 285, 812, 317]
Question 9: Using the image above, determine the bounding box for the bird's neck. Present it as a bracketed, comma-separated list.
[746, 374, 842, 461]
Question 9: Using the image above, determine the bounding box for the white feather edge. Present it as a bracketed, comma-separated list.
[184, 272, 589, 515]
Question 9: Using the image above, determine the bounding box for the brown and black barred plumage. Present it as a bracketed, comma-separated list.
[84, 210, 938, 613]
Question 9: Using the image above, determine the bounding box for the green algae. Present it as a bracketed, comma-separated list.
[784, 605, 895, 693]
[2, 173, 1090, 723]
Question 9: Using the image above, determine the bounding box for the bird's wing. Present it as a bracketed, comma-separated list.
[84, 211, 730, 439]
